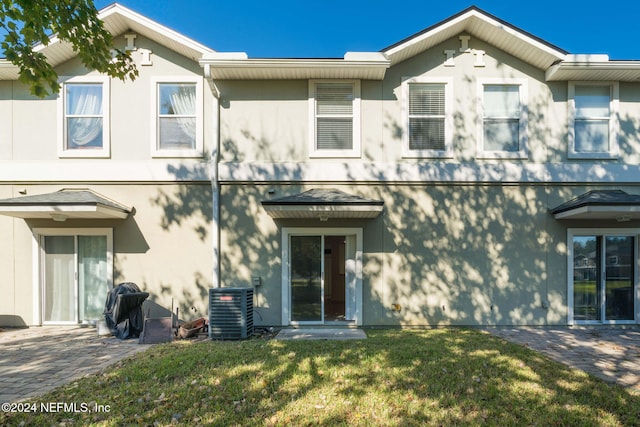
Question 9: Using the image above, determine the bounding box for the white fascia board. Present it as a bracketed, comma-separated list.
[384, 9, 565, 60]
[264, 204, 383, 214]
[0, 60, 19, 79]
[546, 59, 640, 80]
[554, 205, 640, 220]
[199, 53, 390, 79]
[32, 3, 214, 60]
[472, 11, 566, 58]
[0, 205, 129, 219]
[98, 4, 214, 55]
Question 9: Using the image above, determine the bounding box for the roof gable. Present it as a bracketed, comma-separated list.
[0, 3, 215, 80]
[382, 6, 567, 70]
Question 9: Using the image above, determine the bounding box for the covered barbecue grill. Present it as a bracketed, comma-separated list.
[103, 282, 149, 339]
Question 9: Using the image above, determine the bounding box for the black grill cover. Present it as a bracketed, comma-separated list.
[103, 282, 149, 339]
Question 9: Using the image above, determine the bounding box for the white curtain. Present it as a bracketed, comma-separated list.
[44, 236, 75, 323]
[169, 85, 196, 136]
[78, 236, 108, 322]
[67, 84, 102, 147]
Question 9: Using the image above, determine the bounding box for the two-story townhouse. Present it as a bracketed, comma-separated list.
[1, 5, 640, 329]
[0, 4, 217, 327]
[202, 6, 640, 328]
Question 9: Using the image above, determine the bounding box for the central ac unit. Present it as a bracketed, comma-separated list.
[209, 287, 254, 339]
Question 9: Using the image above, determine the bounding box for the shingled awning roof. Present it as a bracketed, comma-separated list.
[262, 188, 384, 220]
[551, 190, 640, 220]
[0, 188, 132, 220]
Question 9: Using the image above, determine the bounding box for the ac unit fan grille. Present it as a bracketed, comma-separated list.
[209, 288, 254, 339]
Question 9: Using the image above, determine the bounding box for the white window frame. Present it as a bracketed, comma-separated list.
[401, 76, 453, 158]
[281, 227, 363, 326]
[150, 76, 204, 158]
[476, 78, 528, 160]
[308, 80, 361, 158]
[567, 228, 639, 326]
[57, 76, 110, 158]
[568, 82, 619, 159]
[32, 228, 114, 326]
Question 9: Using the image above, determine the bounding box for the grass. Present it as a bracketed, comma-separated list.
[2, 328, 639, 426]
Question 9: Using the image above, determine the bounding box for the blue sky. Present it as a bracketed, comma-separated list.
[95, 1, 640, 60]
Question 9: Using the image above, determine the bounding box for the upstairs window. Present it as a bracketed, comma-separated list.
[569, 82, 619, 159]
[309, 80, 360, 158]
[402, 77, 453, 158]
[151, 77, 203, 158]
[477, 79, 528, 159]
[58, 76, 110, 158]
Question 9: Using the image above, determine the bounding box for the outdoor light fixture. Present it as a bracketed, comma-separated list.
[51, 213, 67, 222]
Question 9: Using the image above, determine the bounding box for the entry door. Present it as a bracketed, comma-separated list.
[41, 232, 111, 324]
[283, 227, 363, 326]
[289, 234, 350, 324]
[290, 235, 323, 322]
[572, 234, 636, 323]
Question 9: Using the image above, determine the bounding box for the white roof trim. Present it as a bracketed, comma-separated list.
[263, 204, 384, 220]
[0, 205, 129, 220]
[553, 205, 640, 220]
[546, 57, 640, 81]
[382, 7, 566, 69]
[0, 2, 215, 81]
[200, 52, 390, 80]
[97, 3, 213, 56]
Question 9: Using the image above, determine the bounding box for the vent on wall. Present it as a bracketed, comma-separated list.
[209, 288, 254, 339]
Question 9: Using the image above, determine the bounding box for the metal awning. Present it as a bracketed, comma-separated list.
[0, 188, 132, 220]
[551, 190, 640, 220]
[262, 188, 384, 220]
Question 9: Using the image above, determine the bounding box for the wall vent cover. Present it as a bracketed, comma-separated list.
[209, 287, 254, 339]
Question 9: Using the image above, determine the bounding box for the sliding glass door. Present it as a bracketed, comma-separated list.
[571, 231, 636, 323]
[39, 229, 112, 325]
[284, 228, 362, 325]
[290, 235, 323, 322]
[43, 236, 76, 323]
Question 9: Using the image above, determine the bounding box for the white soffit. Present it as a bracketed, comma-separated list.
[553, 205, 640, 221]
[201, 52, 390, 80]
[262, 188, 384, 220]
[0, 189, 131, 220]
[545, 55, 640, 82]
[382, 7, 567, 70]
[551, 190, 640, 220]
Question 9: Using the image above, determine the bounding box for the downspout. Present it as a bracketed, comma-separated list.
[204, 64, 221, 290]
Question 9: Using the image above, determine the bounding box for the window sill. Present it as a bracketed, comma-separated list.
[309, 151, 361, 159]
[58, 151, 110, 159]
[151, 150, 203, 159]
[568, 152, 619, 160]
[402, 150, 454, 159]
[476, 151, 529, 160]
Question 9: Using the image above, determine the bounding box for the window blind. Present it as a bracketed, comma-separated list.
[409, 83, 445, 150]
[315, 83, 354, 150]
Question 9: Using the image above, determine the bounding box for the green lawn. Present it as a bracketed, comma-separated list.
[2, 328, 638, 426]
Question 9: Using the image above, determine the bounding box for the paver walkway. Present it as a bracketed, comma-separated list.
[0, 326, 151, 403]
[483, 326, 640, 393]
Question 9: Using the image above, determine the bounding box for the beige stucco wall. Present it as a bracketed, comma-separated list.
[0, 31, 216, 327]
[218, 34, 640, 167]
[3, 33, 213, 162]
[213, 33, 640, 326]
[0, 182, 212, 326]
[220, 182, 640, 326]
